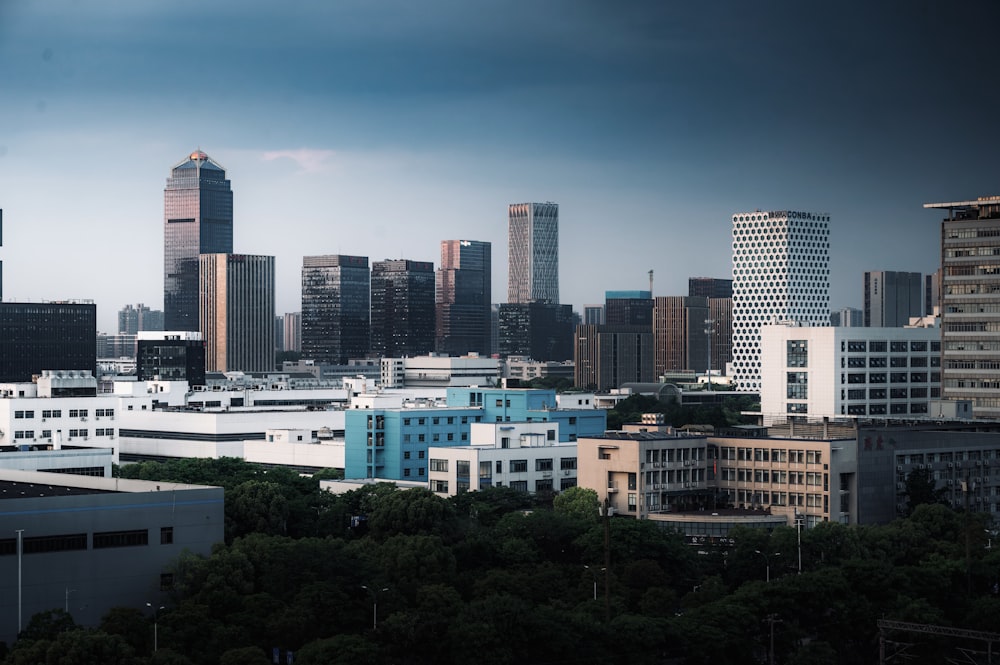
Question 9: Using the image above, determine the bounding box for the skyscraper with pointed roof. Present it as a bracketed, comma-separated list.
[163, 150, 233, 331]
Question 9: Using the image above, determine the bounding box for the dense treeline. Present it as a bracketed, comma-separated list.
[2, 458, 998, 664]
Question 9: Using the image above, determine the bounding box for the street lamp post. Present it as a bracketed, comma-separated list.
[584, 565, 605, 601]
[146, 603, 164, 652]
[15, 529, 23, 635]
[754, 550, 781, 582]
[361, 585, 388, 630]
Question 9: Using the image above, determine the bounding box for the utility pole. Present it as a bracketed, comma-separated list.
[602, 497, 611, 623]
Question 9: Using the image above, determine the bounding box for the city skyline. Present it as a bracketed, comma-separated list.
[2, 2, 998, 333]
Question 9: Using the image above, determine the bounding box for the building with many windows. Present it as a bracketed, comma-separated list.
[136, 331, 206, 384]
[732, 210, 831, 392]
[574, 324, 655, 391]
[507, 202, 559, 304]
[688, 277, 733, 299]
[605, 291, 653, 326]
[436, 240, 492, 356]
[302, 255, 371, 364]
[497, 301, 574, 361]
[163, 150, 233, 332]
[370, 259, 435, 358]
[117, 303, 164, 335]
[759, 323, 941, 422]
[925, 195, 1000, 419]
[283, 312, 302, 353]
[199, 254, 275, 372]
[864, 270, 923, 327]
[428, 421, 577, 496]
[0, 302, 96, 382]
[653, 296, 709, 376]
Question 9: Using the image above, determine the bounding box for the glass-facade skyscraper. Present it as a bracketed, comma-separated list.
[301, 255, 371, 364]
[163, 151, 233, 331]
[508, 202, 559, 304]
[371, 259, 435, 358]
[199, 254, 275, 372]
[436, 240, 491, 356]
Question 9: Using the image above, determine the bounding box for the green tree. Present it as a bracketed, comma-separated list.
[552, 486, 600, 523]
[219, 646, 271, 665]
[226, 480, 290, 539]
[905, 466, 948, 514]
[366, 488, 457, 539]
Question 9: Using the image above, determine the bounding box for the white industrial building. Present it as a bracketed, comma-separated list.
[428, 421, 577, 496]
[760, 323, 941, 423]
[380, 354, 502, 388]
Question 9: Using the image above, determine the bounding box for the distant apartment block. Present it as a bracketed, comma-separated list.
[653, 296, 708, 376]
[574, 324, 655, 391]
[436, 240, 491, 356]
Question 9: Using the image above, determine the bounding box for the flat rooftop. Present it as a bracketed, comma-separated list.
[0, 480, 117, 500]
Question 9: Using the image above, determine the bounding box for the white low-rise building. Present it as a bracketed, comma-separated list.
[428, 421, 577, 496]
[760, 323, 941, 424]
[380, 354, 502, 388]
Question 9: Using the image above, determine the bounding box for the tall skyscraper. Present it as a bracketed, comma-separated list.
[436, 240, 491, 356]
[863, 271, 923, 327]
[652, 296, 708, 376]
[301, 255, 371, 364]
[508, 202, 559, 304]
[371, 259, 436, 358]
[732, 209, 831, 392]
[199, 254, 275, 372]
[283, 312, 302, 353]
[163, 150, 233, 331]
[926, 196, 1000, 418]
[574, 324, 654, 391]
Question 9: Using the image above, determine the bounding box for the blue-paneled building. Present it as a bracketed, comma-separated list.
[345, 388, 607, 480]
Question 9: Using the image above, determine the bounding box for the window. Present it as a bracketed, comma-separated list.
[535, 458, 553, 471]
[510, 460, 528, 473]
[496, 460, 502, 473]
[569, 417, 577, 425]
[627, 493, 637, 512]
[787, 340, 808, 367]
[447, 433, 454, 441]
[418, 450, 425, 459]
[418, 434, 425, 442]
[560, 457, 577, 470]
[404, 468, 411, 477]
[787, 372, 808, 399]
[23, 533, 87, 554]
[432, 417, 440, 425]
[456, 460, 470, 477]
[846, 340, 866, 353]
[403, 451, 411, 460]
[93, 529, 149, 549]
[160, 527, 174, 545]
[432, 480, 449, 493]
[547, 429, 556, 441]
[890, 341, 907, 353]
[496, 399, 503, 407]
[418, 467, 425, 476]
[403, 418, 411, 426]
[447, 417, 454, 424]
[510, 480, 528, 492]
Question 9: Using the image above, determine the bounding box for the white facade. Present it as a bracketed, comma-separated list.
[732, 210, 831, 392]
[0, 382, 119, 457]
[760, 324, 941, 423]
[428, 421, 577, 496]
[383, 354, 502, 388]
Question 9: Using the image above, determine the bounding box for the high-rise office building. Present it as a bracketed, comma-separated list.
[688, 277, 733, 299]
[199, 254, 275, 372]
[652, 296, 708, 376]
[925, 269, 942, 317]
[732, 209, 831, 392]
[926, 196, 1000, 418]
[708, 297, 733, 374]
[583, 305, 605, 326]
[498, 302, 574, 361]
[436, 240, 491, 356]
[136, 331, 206, 385]
[301, 255, 370, 364]
[0, 302, 96, 382]
[163, 151, 234, 332]
[574, 324, 654, 391]
[508, 202, 559, 304]
[371, 259, 436, 358]
[864, 271, 923, 327]
[283, 312, 302, 353]
[605, 291, 653, 326]
[118, 303, 164, 335]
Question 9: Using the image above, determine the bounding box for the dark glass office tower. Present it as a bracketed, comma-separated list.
[163, 151, 233, 331]
[302, 255, 371, 364]
[436, 240, 491, 356]
[371, 259, 435, 358]
[0, 302, 96, 382]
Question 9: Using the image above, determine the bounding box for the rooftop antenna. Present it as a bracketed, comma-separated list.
[648, 269, 654, 297]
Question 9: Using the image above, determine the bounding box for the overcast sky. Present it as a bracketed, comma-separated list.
[1, 1, 998, 333]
